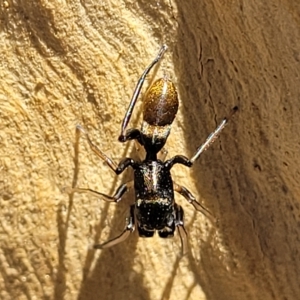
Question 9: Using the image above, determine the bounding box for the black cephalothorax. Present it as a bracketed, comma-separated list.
[65, 45, 237, 254]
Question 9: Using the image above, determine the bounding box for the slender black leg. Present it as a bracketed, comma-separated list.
[174, 204, 188, 256]
[173, 182, 212, 218]
[119, 45, 168, 142]
[165, 106, 238, 169]
[76, 125, 136, 174]
[121, 128, 143, 144]
[63, 181, 133, 203]
[94, 205, 135, 249]
[164, 155, 192, 170]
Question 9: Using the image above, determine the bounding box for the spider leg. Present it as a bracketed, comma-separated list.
[94, 205, 135, 249]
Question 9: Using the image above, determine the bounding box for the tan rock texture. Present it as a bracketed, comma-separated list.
[1, 0, 300, 299]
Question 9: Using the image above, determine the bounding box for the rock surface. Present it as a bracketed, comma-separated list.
[0, 0, 300, 299]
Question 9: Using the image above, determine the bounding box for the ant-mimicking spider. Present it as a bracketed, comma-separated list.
[64, 45, 237, 254]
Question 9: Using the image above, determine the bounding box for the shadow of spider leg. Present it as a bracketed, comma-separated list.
[64, 183, 135, 249]
[63, 124, 134, 201]
[75, 124, 119, 173]
[66, 179, 135, 249]
[63, 125, 137, 248]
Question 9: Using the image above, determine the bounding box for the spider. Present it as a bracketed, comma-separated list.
[65, 45, 237, 254]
